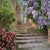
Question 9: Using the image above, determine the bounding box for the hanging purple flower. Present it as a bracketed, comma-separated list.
[48, 15, 50, 20]
[28, 0, 35, 4]
[32, 10, 38, 19]
[28, 7, 33, 10]
[41, 7, 45, 11]
[35, 17, 39, 20]
[47, 5, 50, 9]
[37, 16, 48, 29]
[47, 11, 50, 16]
[34, 2, 39, 7]
[48, 1, 50, 4]
[48, 22, 50, 25]
[22, 1, 28, 6]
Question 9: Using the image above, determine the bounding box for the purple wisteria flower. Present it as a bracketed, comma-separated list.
[47, 11, 50, 16]
[34, 2, 39, 7]
[23, 0, 50, 29]
[47, 5, 50, 9]
[48, 1, 50, 4]
[32, 10, 38, 19]
[32, 10, 35, 15]
[24, 10, 28, 14]
[24, 8, 32, 14]
[48, 22, 50, 25]
[48, 15, 50, 20]
[42, 2, 47, 7]
[22, 1, 28, 6]
[41, 7, 45, 11]
[38, 16, 48, 29]
[28, 7, 33, 10]
[38, 16, 45, 21]
[35, 17, 39, 20]
[32, 10, 36, 19]
[38, 21, 43, 29]
[28, 0, 35, 4]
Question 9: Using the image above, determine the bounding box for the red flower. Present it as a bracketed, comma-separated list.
[8, 40, 10, 43]
[0, 28, 17, 50]
[12, 46, 15, 48]
[17, 44, 19, 47]
[0, 42, 1, 44]
[2, 47, 7, 50]
[2, 28, 5, 32]
[0, 27, 1, 29]
[8, 49, 10, 50]
[0, 46, 2, 49]
[2, 43, 5, 46]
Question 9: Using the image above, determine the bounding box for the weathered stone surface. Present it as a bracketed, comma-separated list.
[15, 24, 48, 48]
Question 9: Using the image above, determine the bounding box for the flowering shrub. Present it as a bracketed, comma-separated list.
[23, 0, 50, 33]
[0, 27, 19, 50]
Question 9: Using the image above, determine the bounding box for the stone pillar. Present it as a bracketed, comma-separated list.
[48, 29, 50, 43]
[24, 17, 27, 23]
[23, 13, 27, 23]
[21, 12, 24, 23]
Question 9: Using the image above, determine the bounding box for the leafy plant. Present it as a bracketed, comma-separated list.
[0, 0, 16, 29]
[17, 20, 22, 25]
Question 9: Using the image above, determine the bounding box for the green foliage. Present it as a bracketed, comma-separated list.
[0, 0, 16, 29]
[28, 3, 34, 7]
[33, 19, 38, 25]
[17, 20, 22, 25]
[48, 25, 50, 29]
[0, 0, 10, 8]
[23, 0, 28, 1]
[35, 25, 48, 34]
[26, 13, 33, 19]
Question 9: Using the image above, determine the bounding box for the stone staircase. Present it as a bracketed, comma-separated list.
[15, 23, 32, 34]
[15, 27, 48, 48]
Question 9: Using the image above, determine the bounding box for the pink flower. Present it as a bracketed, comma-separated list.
[2, 43, 5, 46]
[0, 27, 1, 29]
[2, 28, 5, 32]
[2, 47, 7, 50]
[8, 49, 10, 50]
[8, 40, 10, 43]
[0, 31, 2, 35]
[0, 28, 17, 50]
[17, 44, 19, 47]
[12, 46, 15, 48]
[0, 46, 2, 49]
[0, 42, 1, 44]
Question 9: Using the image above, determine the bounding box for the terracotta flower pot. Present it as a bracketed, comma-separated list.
[48, 29, 50, 43]
[28, 19, 32, 24]
[32, 23, 37, 28]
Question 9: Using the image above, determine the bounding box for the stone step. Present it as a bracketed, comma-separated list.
[16, 34, 43, 37]
[16, 37, 47, 40]
[16, 36, 47, 39]
[18, 43, 47, 48]
[15, 31, 43, 35]
[15, 39, 47, 43]
[15, 39, 47, 44]
[16, 48, 48, 50]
